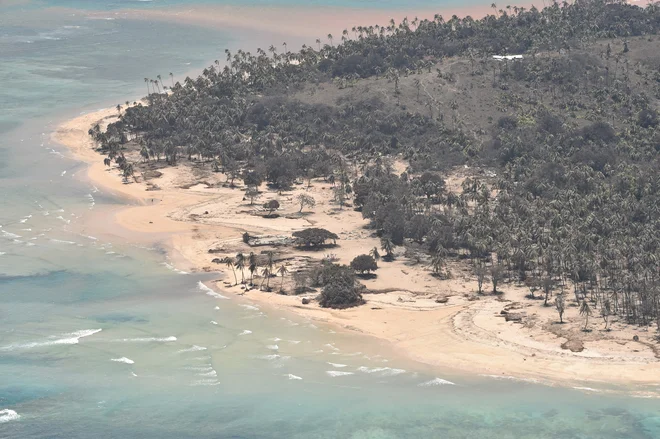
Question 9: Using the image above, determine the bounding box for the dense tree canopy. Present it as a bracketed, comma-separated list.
[94, 0, 660, 326]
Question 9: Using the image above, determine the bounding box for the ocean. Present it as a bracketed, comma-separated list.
[1, 1, 660, 438]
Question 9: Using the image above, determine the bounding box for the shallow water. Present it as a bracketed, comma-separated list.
[2, 1, 660, 438]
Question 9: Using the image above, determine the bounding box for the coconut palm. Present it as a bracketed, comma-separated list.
[248, 252, 257, 285]
[381, 238, 394, 261]
[224, 256, 238, 285]
[235, 253, 246, 284]
[277, 265, 288, 292]
[579, 299, 592, 331]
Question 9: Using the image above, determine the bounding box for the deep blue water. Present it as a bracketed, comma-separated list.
[1, 1, 660, 438]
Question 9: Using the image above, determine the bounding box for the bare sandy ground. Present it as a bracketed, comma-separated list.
[53, 106, 660, 393]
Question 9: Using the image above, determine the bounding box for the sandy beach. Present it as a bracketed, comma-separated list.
[53, 105, 660, 393]
[51, 3, 660, 393]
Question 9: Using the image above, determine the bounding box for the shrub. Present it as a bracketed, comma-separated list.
[263, 199, 280, 215]
[292, 227, 338, 248]
[350, 254, 378, 274]
[318, 264, 365, 309]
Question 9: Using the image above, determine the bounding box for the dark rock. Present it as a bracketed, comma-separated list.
[561, 339, 584, 352]
[435, 297, 449, 304]
[504, 313, 523, 322]
[633, 335, 640, 342]
[302, 298, 310, 305]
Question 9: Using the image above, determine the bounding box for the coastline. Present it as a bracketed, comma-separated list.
[51, 3, 660, 392]
[54, 105, 660, 393]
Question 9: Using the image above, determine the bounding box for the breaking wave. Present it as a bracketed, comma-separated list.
[418, 377, 455, 387]
[0, 409, 20, 423]
[0, 329, 102, 351]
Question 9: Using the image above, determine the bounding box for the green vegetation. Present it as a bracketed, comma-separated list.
[292, 228, 338, 248]
[94, 1, 660, 325]
[350, 254, 378, 275]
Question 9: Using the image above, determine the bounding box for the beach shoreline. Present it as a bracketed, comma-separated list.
[54, 104, 660, 394]
[52, 3, 660, 393]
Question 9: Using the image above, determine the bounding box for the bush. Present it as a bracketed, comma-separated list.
[263, 199, 280, 215]
[350, 254, 378, 274]
[292, 228, 338, 248]
[318, 264, 365, 309]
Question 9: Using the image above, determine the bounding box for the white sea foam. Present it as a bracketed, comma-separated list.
[266, 345, 279, 350]
[0, 252, 5, 256]
[198, 281, 228, 299]
[270, 337, 282, 342]
[240, 304, 259, 311]
[0, 329, 102, 351]
[111, 357, 134, 364]
[239, 330, 252, 336]
[114, 336, 177, 343]
[287, 340, 301, 344]
[184, 366, 213, 371]
[324, 343, 340, 351]
[256, 354, 281, 360]
[418, 377, 455, 387]
[573, 386, 601, 392]
[131, 372, 138, 377]
[198, 370, 217, 377]
[210, 321, 218, 325]
[61, 170, 67, 177]
[2, 231, 21, 239]
[356, 366, 406, 376]
[214, 306, 220, 310]
[327, 362, 348, 368]
[286, 374, 303, 380]
[191, 379, 221, 386]
[326, 370, 354, 377]
[178, 345, 207, 353]
[0, 409, 20, 423]
[51, 239, 76, 245]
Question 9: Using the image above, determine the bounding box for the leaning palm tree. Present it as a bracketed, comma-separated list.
[224, 256, 238, 285]
[277, 265, 288, 292]
[235, 253, 246, 284]
[579, 299, 592, 331]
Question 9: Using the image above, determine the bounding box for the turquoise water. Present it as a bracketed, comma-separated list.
[2, 1, 660, 438]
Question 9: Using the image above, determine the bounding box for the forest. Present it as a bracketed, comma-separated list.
[90, 0, 660, 330]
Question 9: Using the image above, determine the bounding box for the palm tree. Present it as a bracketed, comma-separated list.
[381, 237, 394, 261]
[224, 256, 238, 285]
[169, 72, 174, 87]
[248, 252, 257, 285]
[235, 253, 246, 284]
[157, 74, 164, 90]
[369, 247, 380, 261]
[116, 104, 122, 116]
[315, 38, 321, 51]
[277, 265, 288, 292]
[144, 77, 150, 95]
[260, 267, 271, 291]
[579, 299, 592, 331]
[327, 34, 333, 47]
